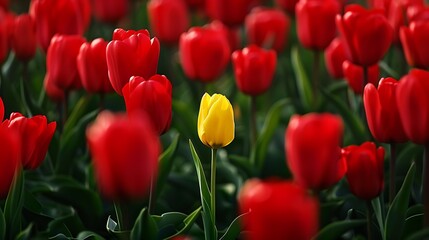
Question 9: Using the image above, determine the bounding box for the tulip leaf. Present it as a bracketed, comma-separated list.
[106, 216, 129, 239]
[47, 209, 85, 237]
[219, 210, 249, 240]
[371, 197, 385, 234]
[15, 223, 32, 240]
[405, 228, 429, 240]
[403, 213, 424, 239]
[130, 208, 157, 240]
[384, 162, 416, 240]
[153, 207, 201, 239]
[291, 46, 313, 111]
[314, 219, 366, 239]
[156, 133, 180, 199]
[62, 94, 92, 136]
[4, 170, 24, 239]
[379, 61, 400, 80]
[76, 231, 105, 240]
[0, 208, 5, 240]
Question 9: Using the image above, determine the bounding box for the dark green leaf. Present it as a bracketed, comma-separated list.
[371, 197, 384, 234]
[405, 228, 429, 240]
[153, 207, 201, 239]
[384, 162, 416, 240]
[219, 210, 249, 240]
[4, 170, 25, 239]
[62, 94, 92, 135]
[76, 231, 105, 240]
[15, 223, 33, 240]
[314, 219, 366, 239]
[0, 208, 5, 240]
[130, 208, 157, 240]
[291, 46, 313, 111]
[106, 216, 129, 240]
[156, 133, 180, 199]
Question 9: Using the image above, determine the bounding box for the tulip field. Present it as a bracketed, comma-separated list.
[2, 0, 429, 239]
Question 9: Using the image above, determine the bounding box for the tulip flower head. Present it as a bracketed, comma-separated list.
[0, 124, 20, 199]
[198, 93, 234, 149]
[342, 60, 380, 94]
[324, 38, 347, 79]
[0, 97, 3, 121]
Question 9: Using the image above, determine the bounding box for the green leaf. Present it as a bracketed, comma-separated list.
[4, 169, 25, 239]
[406, 228, 429, 240]
[384, 162, 416, 240]
[156, 133, 180, 199]
[0, 208, 5, 240]
[15, 223, 32, 240]
[219, 210, 249, 240]
[314, 219, 366, 239]
[130, 208, 157, 240]
[403, 213, 424, 239]
[379, 61, 400, 79]
[189, 140, 217, 240]
[47, 209, 85, 237]
[106, 216, 129, 240]
[62, 94, 92, 135]
[291, 46, 313, 111]
[153, 207, 201, 239]
[76, 231, 105, 240]
[371, 197, 384, 234]
[250, 98, 290, 171]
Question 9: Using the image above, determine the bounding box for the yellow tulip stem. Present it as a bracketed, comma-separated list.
[211, 148, 217, 224]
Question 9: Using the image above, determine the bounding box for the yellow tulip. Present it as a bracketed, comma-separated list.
[198, 93, 235, 149]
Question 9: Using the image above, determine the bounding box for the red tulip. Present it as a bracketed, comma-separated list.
[400, 20, 429, 69]
[205, 20, 241, 51]
[336, 4, 393, 66]
[184, 0, 204, 9]
[106, 28, 160, 95]
[0, 97, 3, 121]
[44, 34, 86, 101]
[0, 124, 20, 199]
[122, 75, 172, 135]
[86, 111, 160, 200]
[0, 11, 12, 63]
[179, 26, 230, 82]
[342, 60, 379, 94]
[231, 45, 277, 96]
[147, 0, 189, 45]
[285, 113, 346, 190]
[0, 0, 8, 10]
[29, 0, 91, 52]
[11, 14, 37, 62]
[364, 78, 407, 143]
[275, 0, 299, 15]
[295, 0, 341, 50]
[343, 142, 385, 200]
[77, 38, 113, 94]
[245, 7, 291, 52]
[205, 0, 259, 26]
[239, 179, 319, 240]
[93, 0, 128, 23]
[324, 38, 347, 79]
[2, 113, 56, 169]
[396, 69, 429, 144]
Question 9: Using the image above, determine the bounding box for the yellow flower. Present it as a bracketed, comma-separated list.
[198, 93, 235, 149]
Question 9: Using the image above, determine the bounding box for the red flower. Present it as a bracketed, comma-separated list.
[239, 179, 319, 240]
[147, 0, 190, 45]
[336, 4, 393, 66]
[2, 113, 56, 170]
[77, 38, 113, 94]
[0, 11, 12, 64]
[205, 0, 259, 26]
[343, 142, 385, 200]
[122, 75, 172, 135]
[342, 60, 379, 95]
[106, 28, 160, 95]
[205, 20, 241, 51]
[0, 97, 3, 121]
[295, 0, 340, 50]
[179, 26, 230, 82]
[11, 14, 37, 62]
[396, 69, 429, 144]
[232, 45, 277, 96]
[364, 77, 407, 143]
[245, 7, 291, 52]
[285, 113, 346, 190]
[400, 20, 429, 69]
[29, 0, 91, 52]
[0, 124, 20, 199]
[86, 111, 160, 200]
[93, 0, 128, 23]
[44, 34, 86, 101]
[324, 38, 347, 79]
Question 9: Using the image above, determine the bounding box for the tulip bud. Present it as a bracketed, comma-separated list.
[11, 14, 37, 62]
[285, 113, 346, 190]
[205, 0, 259, 26]
[0, 97, 3, 121]
[122, 75, 172, 135]
[198, 93, 234, 149]
[342, 60, 379, 94]
[400, 20, 429, 69]
[232, 45, 277, 96]
[343, 142, 385, 200]
[86, 111, 160, 200]
[324, 38, 347, 79]
[106, 28, 160, 95]
[239, 179, 319, 240]
[0, 124, 20, 199]
[93, 0, 128, 24]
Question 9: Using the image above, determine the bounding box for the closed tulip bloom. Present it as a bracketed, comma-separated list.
[342, 60, 379, 95]
[239, 179, 319, 240]
[400, 20, 429, 69]
[148, 0, 189, 45]
[2, 113, 56, 169]
[206, 20, 241, 51]
[245, 7, 291, 52]
[285, 113, 346, 190]
[275, 0, 299, 15]
[0, 15, 10, 64]
[364, 78, 407, 143]
[325, 38, 347, 79]
[396, 69, 429, 144]
[343, 142, 385, 200]
[11, 14, 37, 62]
[179, 26, 230, 82]
[77, 38, 113, 94]
[29, 0, 91, 52]
[232, 45, 277, 96]
[336, 4, 393, 66]
[122, 75, 172, 135]
[93, 0, 128, 23]
[0, 125, 20, 199]
[86, 111, 160, 200]
[205, 0, 259, 26]
[198, 93, 234, 149]
[0, 97, 3, 121]
[295, 0, 340, 50]
[106, 28, 160, 95]
[44, 34, 86, 101]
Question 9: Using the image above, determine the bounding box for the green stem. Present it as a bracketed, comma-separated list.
[363, 65, 368, 93]
[114, 202, 123, 231]
[389, 143, 396, 204]
[148, 173, 155, 215]
[424, 144, 429, 228]
[312, 50, 321, 99]
[367, 200, 373, 240]
[211, 148, 217, 224]
[250, 96, 257, 148]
